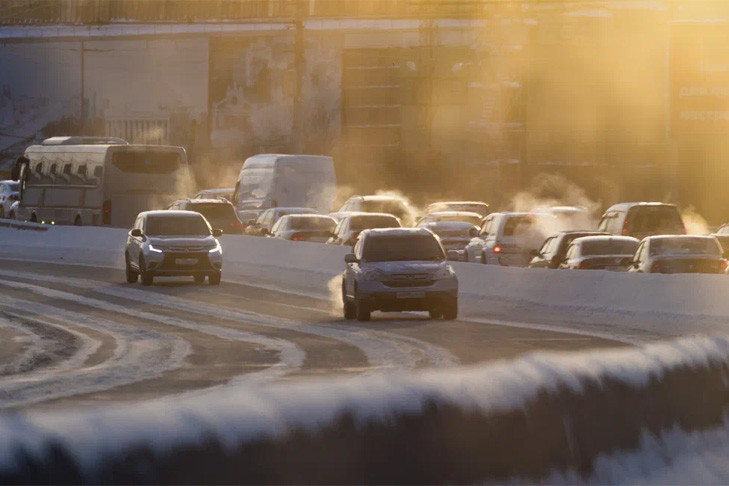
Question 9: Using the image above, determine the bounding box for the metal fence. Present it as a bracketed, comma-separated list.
[0, 0, 491, 25]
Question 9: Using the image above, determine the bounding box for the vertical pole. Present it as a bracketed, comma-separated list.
[80, 39, 85, 127]
[293, 0, 306, 153]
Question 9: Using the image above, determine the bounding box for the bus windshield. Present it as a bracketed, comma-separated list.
[112, 151, 181, 174]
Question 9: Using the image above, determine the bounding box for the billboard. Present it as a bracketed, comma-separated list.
[670, 22, 729, 136]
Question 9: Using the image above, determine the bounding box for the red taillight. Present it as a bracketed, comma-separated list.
[651, 261, 661, 273]
[579, 261, 588, 269]
[622, 220, 629, 235]
[722, 261, 727, 271]
[102, 200, 111, 225]
[493, 245, 502, 254]
[292, 236, 303, 241]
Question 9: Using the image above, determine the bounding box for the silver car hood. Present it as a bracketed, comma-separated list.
[149, 236, 216, 247]
[363, 260, 447, 274]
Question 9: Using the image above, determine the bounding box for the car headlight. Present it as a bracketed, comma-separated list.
[433, 265, 456, 279]
[361, 268, 385, 281]
[208, 242, 222, 254]
[148, 244, 164, 254]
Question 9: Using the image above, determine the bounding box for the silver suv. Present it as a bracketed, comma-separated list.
[341, 228, 458, 321]
[125, 210, 223, 286]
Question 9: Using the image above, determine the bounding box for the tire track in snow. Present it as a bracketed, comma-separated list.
[0, 310, 100, 376]
[0, 276, 305, 385]
[0, 269, 458, 371]
[0, 294, 190, 409]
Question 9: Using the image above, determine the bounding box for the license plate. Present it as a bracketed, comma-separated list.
[175, 258, 197, 265]
[396, 291, 425, 299]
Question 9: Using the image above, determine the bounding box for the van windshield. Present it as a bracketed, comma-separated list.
[628, 206, 684, 234]
[146, 215, 210, 236]
[363, 235, 444, 262]
[239, 168, 274, 200]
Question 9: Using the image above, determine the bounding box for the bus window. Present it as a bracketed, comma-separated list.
[112, 152, 181, 174]
[63, 164, 72, 175]
[49, 164, 57, 175]
[78, 164, 87, 177]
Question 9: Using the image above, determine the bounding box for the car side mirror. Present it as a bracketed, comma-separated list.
[130, 228, 142, 237]
[344, 253, 358, 264]
[212, 229, 223, 237]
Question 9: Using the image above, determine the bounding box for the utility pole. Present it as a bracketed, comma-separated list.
[292, 0, 306, 153]
[80, 40, 85, 126]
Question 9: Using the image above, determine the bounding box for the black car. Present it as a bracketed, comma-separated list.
[529, 231, 608, 269]
[168, 198, 244, 234]
[629, 235, 727, 274]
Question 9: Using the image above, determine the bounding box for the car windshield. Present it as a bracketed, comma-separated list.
[361, 199, 409, 219]
[289, 216, 336, 231]
[629, 206, 684, 234]
[363, 234, 444, 262]
[146, 215, 210, 236]
[503, 216, 534, 236]
[650, 237, 720, 257]
[350, 215, 400, 231]
[581, 239, 639, 256]
[428, 214, 482, 225]
[188, 203, 238, 225]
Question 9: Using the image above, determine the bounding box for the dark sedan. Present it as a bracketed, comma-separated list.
[270, 214, 337, 243]
[529, 231, 608, 269]
[560, 236, 640, 271]
[629, 235, 728, 274]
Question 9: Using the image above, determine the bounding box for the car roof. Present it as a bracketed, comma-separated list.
[142, 210, 203, 218]
[186, 198, 231, 205]
[196, 188, 233, 194]
[426, 211, 482, 217]
[363, 227, 433, 238]
[358, 194, 407, 202]
[281, 213, 334, 219]
[273, 207, 317, 213]
[345, 212, 399, 219]
[571, 235, 639, 244]
[421, 221, 479, 229]
[645, 234, 714, 241]
[605, 202, 677, 211]
[428, 201, 489, 207]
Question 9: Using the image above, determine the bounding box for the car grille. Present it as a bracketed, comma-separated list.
[159, 245, 208, 252]
[382, 273, 435, 288]
[157, 252, 212, 270]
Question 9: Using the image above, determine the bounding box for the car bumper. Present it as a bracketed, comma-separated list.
[144, 251, 222, 276]
[356, 277, 458, 311]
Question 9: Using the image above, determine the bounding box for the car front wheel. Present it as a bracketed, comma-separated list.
[139, 256, 154, 286]
[208, 272, 221, 286]
[125, 253, 138, 283]
[443, 299, 458, 320]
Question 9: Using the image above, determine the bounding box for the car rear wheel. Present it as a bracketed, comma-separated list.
[125, 254, 138, 284]
[342, 284, 356, 319]
[208, 272, 221, 286]
[443, 299, 458, 320]
[139, 256, 153, 286]
[353, 288, 370, 321]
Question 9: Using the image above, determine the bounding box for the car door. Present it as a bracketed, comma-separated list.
[127, 216, 144, 268]
[531, 236, 555, 268]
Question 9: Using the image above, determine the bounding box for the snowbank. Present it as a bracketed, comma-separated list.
[0, 335, 728, 483]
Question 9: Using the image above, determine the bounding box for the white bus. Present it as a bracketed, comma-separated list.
[233, 154, 336, 218]
[12, 136, 191, 227]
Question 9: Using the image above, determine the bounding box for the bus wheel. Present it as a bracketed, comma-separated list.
[74, 216, 82, 226]
[30, 213, 37, 223]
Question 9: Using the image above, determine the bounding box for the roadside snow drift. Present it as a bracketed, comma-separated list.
[1, 335, 729, 483]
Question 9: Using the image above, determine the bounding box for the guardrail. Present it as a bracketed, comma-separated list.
[0, 0, 490, 25]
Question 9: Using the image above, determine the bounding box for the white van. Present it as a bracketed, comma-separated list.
[233, 154, 336, 217]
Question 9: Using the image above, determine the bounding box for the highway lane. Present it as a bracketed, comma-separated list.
[0, 259, 627, 410]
